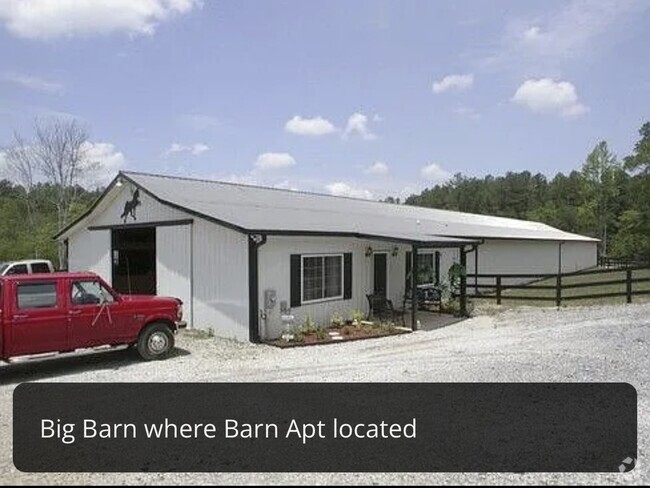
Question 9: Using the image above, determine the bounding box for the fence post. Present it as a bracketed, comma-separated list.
[556, 273, 562, 307]
[496, 276, 502, 305]
[626, 268, 632, 304]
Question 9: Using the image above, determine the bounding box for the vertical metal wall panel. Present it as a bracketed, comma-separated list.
[67, 229, 111, 282]
[92, 183, 188, 226]
[258, 236, 411, 340]
[191, 219, 249, 341]
[156, 225, 193, 326]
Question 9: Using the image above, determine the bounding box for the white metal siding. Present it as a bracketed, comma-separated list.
[66, 180, 250, 340]
[467, 239, 597, 275]
[92, 184, 188, 226]
[258, 236, 411, 340]
[157, 225, 193, 325]
[67, 229, 111, 281]
[191, 218, 249, 341]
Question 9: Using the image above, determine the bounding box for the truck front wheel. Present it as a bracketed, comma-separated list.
[137, 323, 175, 361]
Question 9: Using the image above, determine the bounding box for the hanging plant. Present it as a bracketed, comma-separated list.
[447, 263, 466, 294]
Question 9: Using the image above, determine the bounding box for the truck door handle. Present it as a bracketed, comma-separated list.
[68, 310, 82, 315]
[13, 314, 28, 319]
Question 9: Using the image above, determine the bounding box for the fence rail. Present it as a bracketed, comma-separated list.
[466, 266, 650, 306]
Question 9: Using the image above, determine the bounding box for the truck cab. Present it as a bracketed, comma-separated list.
[0, 272, 186, 362]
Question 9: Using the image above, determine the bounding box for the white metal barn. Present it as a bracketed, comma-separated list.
[56, 171, 598, 342]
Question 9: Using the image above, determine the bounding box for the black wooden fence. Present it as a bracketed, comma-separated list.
[465, 266, 650, 306]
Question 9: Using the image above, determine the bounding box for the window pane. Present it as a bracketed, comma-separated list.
[71, 281, 114, 306]
[418, 254, 435, 284]
[7, 264, 28, 275]
[18, 283, 57, 309]
[303, 256, 323, 302]
[324, 256, 342, 298]
[31, 263, 51, 273]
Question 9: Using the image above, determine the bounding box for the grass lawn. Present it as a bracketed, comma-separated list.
[471, 267, 650, 308]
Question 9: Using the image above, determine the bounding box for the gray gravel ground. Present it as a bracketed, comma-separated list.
[1, 302, 648, 485]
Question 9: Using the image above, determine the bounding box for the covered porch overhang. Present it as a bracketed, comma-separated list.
[369, 233, 482, 331]
[247, 229, 482, 342]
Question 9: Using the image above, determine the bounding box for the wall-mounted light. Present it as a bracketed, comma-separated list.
[392, 246, 399, 257]
[115, 177, 123, 188]
[365, 246, 373, 257]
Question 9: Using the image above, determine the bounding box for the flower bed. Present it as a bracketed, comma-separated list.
[267, 320, 411, 348]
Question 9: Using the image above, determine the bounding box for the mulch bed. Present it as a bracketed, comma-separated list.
[266, 324, 411, 348]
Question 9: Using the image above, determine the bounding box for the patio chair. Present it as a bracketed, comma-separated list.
[366, 294, 405, 326]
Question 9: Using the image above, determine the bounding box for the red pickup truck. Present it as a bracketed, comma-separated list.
[0, 272, 186, 362]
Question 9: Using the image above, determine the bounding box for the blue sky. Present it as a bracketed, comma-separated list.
[1, 0, 649, 199]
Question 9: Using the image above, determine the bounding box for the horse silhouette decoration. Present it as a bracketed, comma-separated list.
[120, 189, 141, 223]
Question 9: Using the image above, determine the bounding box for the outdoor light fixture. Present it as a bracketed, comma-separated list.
[365, 246, 373, 257]
[115, 177, 123, 187]
[392, 246, 399, 257]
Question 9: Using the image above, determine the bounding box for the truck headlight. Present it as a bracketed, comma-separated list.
[177, 303, 183, 321]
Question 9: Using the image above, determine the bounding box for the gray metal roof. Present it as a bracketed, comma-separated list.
[57, 171, 598, 244]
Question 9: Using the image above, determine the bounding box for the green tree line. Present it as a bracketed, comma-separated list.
[404, 122, 650, 258]
[0, 181, 100, 265]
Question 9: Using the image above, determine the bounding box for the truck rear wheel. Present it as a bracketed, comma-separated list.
[137, 322, 175, 361]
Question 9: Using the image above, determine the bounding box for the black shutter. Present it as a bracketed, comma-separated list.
[435, 251, 441, 285]
[343, 252, 352, 299]
[290, 254, 301, 307]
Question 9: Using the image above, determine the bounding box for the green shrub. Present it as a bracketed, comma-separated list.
[301, 315, 317, 334]
[351, 309, 365, 323]
[330, 311, 344, 327]
[315, 327, 328, 341]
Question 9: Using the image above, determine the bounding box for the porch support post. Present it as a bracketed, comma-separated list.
[411, 244, 419, 330]
[474, 245, 479, 294]
[459, 246, 468, 317]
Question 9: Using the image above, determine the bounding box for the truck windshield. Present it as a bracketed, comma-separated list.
[0, 263, 7, 274]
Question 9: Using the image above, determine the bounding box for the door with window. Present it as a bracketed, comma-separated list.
[373, 253, 388, 297]
[68, 279, 127, 348]
[9, 280, 67, 356]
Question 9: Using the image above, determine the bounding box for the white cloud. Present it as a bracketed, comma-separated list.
[285, 115, 337, 136]
[432, 74, 474, 94]
[2, 72, 64, 94]
[453, 106, 481, 120]
[511, 78, 588, 117]
[254, 152, 296, 171]
[81, 141, 126, 187]
[0, 0, 202, 40]
[325, 182, 373, 200]
[421, 163, 452, 183]
[364, 161, 389, 175]
[343, 113, 376, 140]
[481, 0, 648, 73]
[164, 142, 209, 157]
[523, 25, 542, 42]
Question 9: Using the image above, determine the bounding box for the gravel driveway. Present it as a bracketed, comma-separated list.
[1, 302, 648, 485]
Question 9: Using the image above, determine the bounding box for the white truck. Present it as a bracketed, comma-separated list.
[0, 259, 55, 276]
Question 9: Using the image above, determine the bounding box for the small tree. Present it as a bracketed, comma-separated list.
[3, 117, 99, 269]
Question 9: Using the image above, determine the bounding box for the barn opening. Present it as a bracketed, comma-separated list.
[111, 227, 156, 295]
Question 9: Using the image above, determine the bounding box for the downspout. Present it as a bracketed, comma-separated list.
[189, 222, 194, 328]
[248, 233, 267, 343]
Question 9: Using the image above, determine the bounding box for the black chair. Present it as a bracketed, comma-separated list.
[403, 285, 443, 312]
[366, 294, 405, 326]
